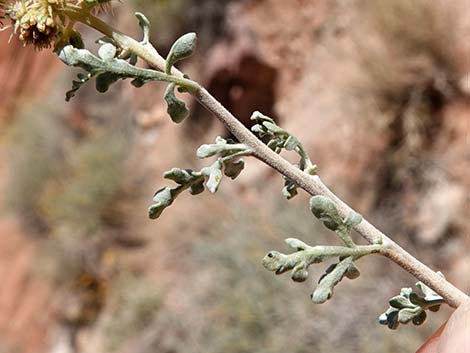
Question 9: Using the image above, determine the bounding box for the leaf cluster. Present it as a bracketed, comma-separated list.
[262, 195, 381, 304]
[250, 111, 317, 200]
[149, 137, 251, 219]
[379, 275, 445, 330]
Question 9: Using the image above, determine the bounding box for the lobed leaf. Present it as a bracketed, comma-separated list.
[164, 83, 189, 123]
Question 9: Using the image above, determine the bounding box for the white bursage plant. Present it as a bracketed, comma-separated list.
[2, 0, 468, 330]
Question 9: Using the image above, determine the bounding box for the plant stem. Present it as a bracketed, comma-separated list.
[303, 244, 382, 262]
[78, 15, 468, 308]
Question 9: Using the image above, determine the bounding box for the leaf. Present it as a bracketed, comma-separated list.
[309, 196, 343, 231]
[250, 111, 275, 124]
[386, 310, 400, 330]
[148, 187, 175, 219]
[66, 72, 91, 102]
[166, 32, 197, 74]
[98, 42, 117, 61]
[284, 135, 299, 150]
[189, 179, 205, 195]
[412, 310, 427, 326]
[416, 275, 444, 300]
[164, 83, 189, 123]
[311, 256, 353, 304]
[131, 78, 147, 87]
[344, 211, 363, 229]
[379, 308, 395, 325]
[163, 168, 194, 185]
[60, 45, 162, 100]
[251, 124, 266, 136]
[223, 159, 244, 179]
[389, 296, 414, 309]
[282, 178, 298, 200]
[397, 307, 423, 324]
[261, 251, 294, 275]
[196, 138, 246, 158]
[379, 274, 445, 330]
[135, 12, 151, 43]
[291, 263, 309, 282]
[262, 121, 287, 136]
[285, 238, 309, 251]
[95, 72, 121, 93]
[203, 161, 223, 193]
[344, 262, 360, 279]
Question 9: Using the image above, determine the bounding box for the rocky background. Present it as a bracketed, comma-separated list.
[0, 0, 469, 352]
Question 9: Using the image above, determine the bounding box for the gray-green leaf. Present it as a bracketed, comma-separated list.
[166, 32, 197, 74]
[203, 161, 223, 193]
[164, 83, 189, 123]
[223, 159, 244, 179]
[311, 256, 354, 304]
[98, 43, 117, 61]
[148, 187, 174, 219]
[309, 195, 343, 231]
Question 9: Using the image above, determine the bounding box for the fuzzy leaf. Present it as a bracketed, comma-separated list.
[131, 78, 147, 87]
[262, 251, 288, 274]
[389, 296, 414, 309]
[223, 159, 244, 179]
[203, 161, 223, 193]
[95, 72, 120, 93]
[379, 274, 445, 330]
[344, 262, 361, 280]
[98, 43, 117, 61]
[284, 135, 299, 150]
[164, 83, 189, 123]
[344, 211, 363, 229]
[309, 196, 343, 231]
[197, 138, 247, 158]
[189, 180, 205, 195]
[163, 168, 194, 185]
[291, 264, 309, 282]
[311, 257, 353, 304]
[397, 307, 423, 324]
[59, 45, 166, 100]
[148, 187, 174, 219]
[166, 33, 197, 74]
[135, 12, 151, 43]
[262, 122, 287, 136]
[250, 111, 275, 124]
[282, 178, 298, 200]
[66, 73, 91, 101]
[412, 311, 427, 326]
[285, 238, 309, 251]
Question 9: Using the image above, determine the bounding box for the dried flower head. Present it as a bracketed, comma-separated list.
[2, 0, 112, 50]
[3, 0, 65, 49]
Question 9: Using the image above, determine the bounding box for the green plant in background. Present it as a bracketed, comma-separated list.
[5, 104, 64, 230]
[39, 128, 129, 234]
[1, 0, 468, 333]
[103, 272, 162, 351]
[6, 100, 133, 286]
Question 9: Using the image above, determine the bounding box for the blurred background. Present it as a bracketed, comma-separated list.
[0, 0, 469, 352]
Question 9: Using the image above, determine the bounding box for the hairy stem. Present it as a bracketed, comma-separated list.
[302, 244, 382, 263]
[78, 14, 468, 308]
